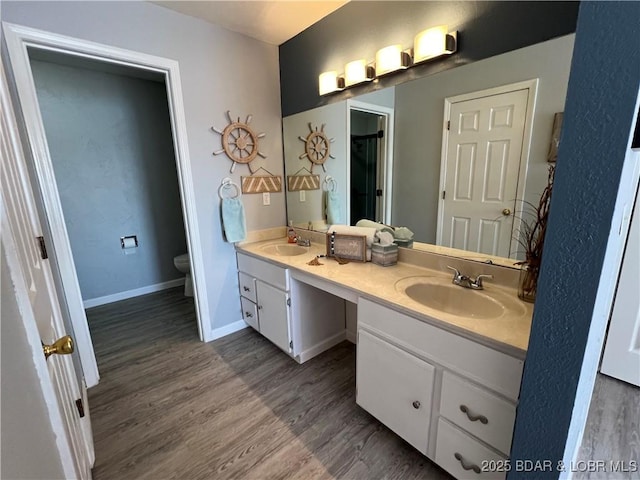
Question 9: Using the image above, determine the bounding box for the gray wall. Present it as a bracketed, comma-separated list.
[2, 0, 285, 333]
[30, 59, 187, 301]
[279, 1, 579, 116]
[1, 244, 66, 480]
[510, 2, 640, 475]
[393, 34, 574, 243]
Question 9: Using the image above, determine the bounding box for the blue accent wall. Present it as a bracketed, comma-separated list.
[509, 2, 640, 477]
[279, 1, 579, 116]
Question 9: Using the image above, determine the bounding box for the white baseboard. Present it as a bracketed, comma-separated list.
[83, 278, 185, 309]
[346, 329, 357, 344]
[209, 319, 248, 341]
[297, 331, 346, 364]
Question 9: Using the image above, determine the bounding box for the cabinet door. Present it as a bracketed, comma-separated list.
[256, 280, 291, 354]
[356, 329, 435, 454]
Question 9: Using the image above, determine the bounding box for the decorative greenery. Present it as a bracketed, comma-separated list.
[515, 164, 555, 302]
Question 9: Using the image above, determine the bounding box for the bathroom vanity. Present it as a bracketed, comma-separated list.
[235, 234, 533, 480]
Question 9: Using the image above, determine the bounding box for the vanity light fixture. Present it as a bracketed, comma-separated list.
[318, 71, 345, 95]
[413, 25, 457, 64]
[375, 45, 412, 76]
[344, 59, 375, 87]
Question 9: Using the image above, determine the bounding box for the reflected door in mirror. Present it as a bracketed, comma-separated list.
[439, 87, 529, 258]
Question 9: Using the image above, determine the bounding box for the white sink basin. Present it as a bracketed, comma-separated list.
[260, 243, 308, 256]
[395, 276, 525, 320]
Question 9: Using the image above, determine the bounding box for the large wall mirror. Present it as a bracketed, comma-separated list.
[283, 34, 574, 266]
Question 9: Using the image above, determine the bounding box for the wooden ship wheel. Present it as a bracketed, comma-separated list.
[299, 123, 335, 172]
[212, 111, 266, 173]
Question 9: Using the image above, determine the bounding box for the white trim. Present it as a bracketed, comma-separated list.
[83, 278, 186, 309]
[346, 99, 395, 225]
[2, 23, 214, 387]
[436, 79, 539, 258]
[297, 331, 346, 363]
[211, 319, 248, 341]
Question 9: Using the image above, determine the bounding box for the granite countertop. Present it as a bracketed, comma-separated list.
[236, 238, 533, 359]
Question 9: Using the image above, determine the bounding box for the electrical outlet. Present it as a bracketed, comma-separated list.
[299, 190, 306, 202]
[262, 192, 271, 206]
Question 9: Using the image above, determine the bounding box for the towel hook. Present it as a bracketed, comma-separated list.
[218, 177, 241, 199]
[323, 175, 337, 192]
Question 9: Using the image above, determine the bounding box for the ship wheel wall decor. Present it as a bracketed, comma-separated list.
[298, 122, 335, 172]
[212, 111, 266, 173]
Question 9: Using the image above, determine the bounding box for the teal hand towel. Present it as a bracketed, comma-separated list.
[326, 190, 343, 225]
[222, 197, 246, 243]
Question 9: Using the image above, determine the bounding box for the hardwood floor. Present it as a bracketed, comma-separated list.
[575, 373, 640, 480]
[86, 288, 452, 479]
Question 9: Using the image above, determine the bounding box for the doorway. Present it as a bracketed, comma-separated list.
[347, 100, 394, 225]
[29, 50, 190, 307]
[4, 24, 211, 390]
[437, 80, 537, 258]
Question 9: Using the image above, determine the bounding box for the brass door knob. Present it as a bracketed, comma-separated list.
[42, 335, 74, 360]
[502, 208, 512, 216]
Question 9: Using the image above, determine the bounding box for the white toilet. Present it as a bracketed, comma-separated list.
[173, 253, 193, 297]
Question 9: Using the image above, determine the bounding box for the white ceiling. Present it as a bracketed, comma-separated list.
[151, 1, 349, 46]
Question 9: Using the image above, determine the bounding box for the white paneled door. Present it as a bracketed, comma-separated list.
[601, 183, 640, 387]
[440, 88, 530, 257]
[1, 64, 94, 478]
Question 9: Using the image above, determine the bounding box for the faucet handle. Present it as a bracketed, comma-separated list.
[446, 265, 464, 283]
[446, 265, 460, 276]
[472, 274, 493, 289]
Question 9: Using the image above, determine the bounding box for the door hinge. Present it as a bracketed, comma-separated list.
[377, 129, 384, 138]
[289, 340, 293, 349]
[286, 298, 291, 307]
[376, 189, 383, 197]
[447, 120, 450, 131]
[75, 398, 85, 418]
[37, 236, 48, 260]
[442, 191, 446, 200]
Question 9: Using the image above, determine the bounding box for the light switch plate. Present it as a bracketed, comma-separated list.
[262, 192, 271, 206]
[299, 190, 306, 202]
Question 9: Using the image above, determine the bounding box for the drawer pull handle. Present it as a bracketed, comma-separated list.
[454, 453, 481, 474]
[412, 400, 421, 409]
[460, 405, 488, 424]
[243, 286, 251, 292]
[245, 312, 253, 318]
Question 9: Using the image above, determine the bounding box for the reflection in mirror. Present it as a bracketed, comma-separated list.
[283, 34, 575, 265]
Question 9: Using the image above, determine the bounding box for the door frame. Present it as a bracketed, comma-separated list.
[436, 79, 538, 257]
[3, 23, 213, 388]
[346, 100, 395, 225]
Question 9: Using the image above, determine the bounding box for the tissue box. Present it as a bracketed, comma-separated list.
[371, 243, 398, 266]
[394, 239, 414, 249]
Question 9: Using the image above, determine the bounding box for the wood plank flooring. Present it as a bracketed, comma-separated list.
[575, 373, 640, 480]
[86, 288, 452, 479]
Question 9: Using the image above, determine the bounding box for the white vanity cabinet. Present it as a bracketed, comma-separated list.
[237, 252, 346, 363]
[356, 297, 523, 480]
[237, 252, 293, 355]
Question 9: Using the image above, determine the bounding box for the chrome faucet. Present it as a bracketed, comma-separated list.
[296, 236, 311, 247]
[446, 266, 493, 290]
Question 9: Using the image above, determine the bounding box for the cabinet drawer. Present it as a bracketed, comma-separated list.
[358, 298, 523, 400]
[435, 418, 506, 480]
[356, 329, 434, 454]
[440, 371, 516, 455]
[238, 272, 257, 302]
[237, 253, 288, 291]
[240, 296, 259, 332]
